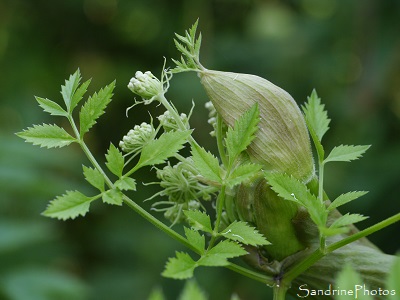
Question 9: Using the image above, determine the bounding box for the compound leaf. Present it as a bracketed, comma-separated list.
[17, 124, 76, 148]
[115, 177, 136, 191]
[191, 144, 221, 184]
[102, 189, 123, 206]
[71, 78, 91, 112]
[225, 103, 259, 163]
[302, 89, 330, 142]
[220, 221, 270, 246]
[138, 130, 190, 168]
[226, 163, 262, 188]
[61, 69, 81, 111]
[183, 210, 212, 233]
[328, 191, 368, 211]
[35, 97, 68, 116]
[184, 227, 205, 254]
[330, 213, 368, 229]
[199, 240, 247, 267]
[105, 143, 124, 177]
[42, 190, 93, 220]
[178, 280, 207, 300]
[324, 145, 370, 164]
[83, 165, 105, 192]
[162, 252, 196, 280]
[79, 80, 115, 136]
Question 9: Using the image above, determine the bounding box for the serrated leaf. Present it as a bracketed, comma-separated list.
[70, 78, 91, 112]
[225, 103, 259, 163]
[184, 227, 205, 254]
[35, 97, 68, 116]
[328, 191, 368, 211]
[61, 69, 81, 111]
[79, 81, 115, 136]
[226, 163, 262, 188]
[83, 165, 105, 192]
[199, 240, 247, 267]
[191, 144, 221, 183]
[330, 213, 368, 229]
[266, 173, 326, 227]
[17, 124, 76, 148]
[162, 252, 196, 279]
[102, 189, 123, 206]
[302, 89, 330, 142]
[105, 143, 124, 177]
[324, 145, 370, 164]
[42, 190, 93, 220]
[137, 130, 190, 168]
[115, 177, 136, 191]
[183, 210, 212, 233]
[335, 265, 373, 300]
[178, 280, 207, 300]
[220, 221, 270, 246]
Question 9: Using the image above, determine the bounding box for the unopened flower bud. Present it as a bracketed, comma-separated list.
[157, 111, 189, 132]
[128, 71, 164, 100]
[199, 69, 314, 181]
[119, 122, 155, 153]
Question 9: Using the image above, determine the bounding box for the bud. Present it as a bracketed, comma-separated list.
[158, 110, 189, 132]
[119, 122, 155, 153]
[128, 71, 164, 100]
[199, 70, 314, 182]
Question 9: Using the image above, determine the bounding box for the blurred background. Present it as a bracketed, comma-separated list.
[1, 0, 399, 299]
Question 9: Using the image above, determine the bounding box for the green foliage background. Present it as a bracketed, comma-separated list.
[1, 0, 399, 299]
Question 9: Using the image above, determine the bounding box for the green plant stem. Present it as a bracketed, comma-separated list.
[273, 283, 289, 300]
[226, 263, 275, 286]
[283, 212, 400, 283]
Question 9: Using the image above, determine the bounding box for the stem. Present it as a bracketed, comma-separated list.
[283, 212, 400, 283]
[226, 263, 275, 285]
[273, 283, 289, 300]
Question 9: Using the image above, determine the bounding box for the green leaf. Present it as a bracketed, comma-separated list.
[178, 280, 207, 300]
[328, 191, 368, 211]
[71, 78, 91, 112]
[183, 210, 212, 233]
[335, 265, 373, 300]
[79, 81, 115, 136]
[199, 240, 247, 267]
[324, 145, 370, 164]
[191, 144, 221, 183]
[83, 165, 105, 192]
[330, 213, 368, 229]
[115, 177, 136, 191]
[102, 189, 123, 206]
[184, 227, 205, 254]
[225, 103, 259, 163]
[319, 226, 348, 237]
[302, 89, 330, 141]
[17, 124, 76, 148]
[226, 163, 262, 188]
[162, 252, 196, 279]
[105, 143, 124, 177]
[61, 69, 81, 111]
[388, 257, 400, 299]
[220, 221, 270, 246]
[266, 173, 326, 227]
[137, 130, 190, 168]
[42, 190, 93, 220]
[35, 97, 68, 116]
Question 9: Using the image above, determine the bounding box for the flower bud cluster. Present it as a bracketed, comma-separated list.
[119, 122, 155, 153]
[205, 101, 217, 136]
[151, 160, 215, 225]
[157, 110, 189, 132]
[128, 71, 164, 100]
